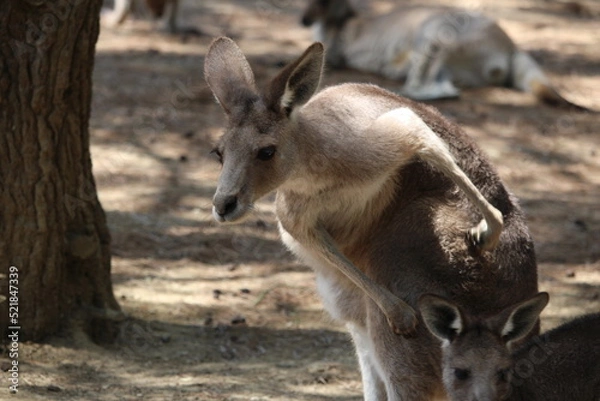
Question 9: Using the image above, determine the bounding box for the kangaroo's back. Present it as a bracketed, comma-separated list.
[304, 86, 538, 312]
[511, 313, 600, 401]
[294, 83, 539, 399]
[380, 100, 537, 311]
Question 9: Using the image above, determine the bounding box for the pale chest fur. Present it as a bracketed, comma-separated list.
[279, 170, 395, 250]
[277, 174, 396, 323]
[279, 224, 367, 323]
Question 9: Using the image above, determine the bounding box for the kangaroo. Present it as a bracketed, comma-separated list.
[301, 0, 587, 110]
[102, 0, 179, 33]
[204, 37, 538, 400]
[419, 292, 600, 401]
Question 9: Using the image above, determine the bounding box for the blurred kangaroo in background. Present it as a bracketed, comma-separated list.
[204, 37, 539, 400]
[102, 0, 179, 33]
[301, 0, 587, 110]
[420, 292, 600, 401]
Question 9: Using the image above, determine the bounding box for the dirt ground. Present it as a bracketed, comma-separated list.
[4, 0, 600, 399]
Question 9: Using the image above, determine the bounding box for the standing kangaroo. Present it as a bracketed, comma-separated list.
[301, 0, 586, 109]
[204, 37, 538, 400]
[419, 292, 600, 401]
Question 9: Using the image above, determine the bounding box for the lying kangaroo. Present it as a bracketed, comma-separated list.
[419, 292, 600, 401]
[204, 37, 538, 400]
[301, 0, 586, 109]
[102, 0, 179, 33]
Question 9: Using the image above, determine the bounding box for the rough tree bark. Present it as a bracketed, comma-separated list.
[0, 0, 121, 342]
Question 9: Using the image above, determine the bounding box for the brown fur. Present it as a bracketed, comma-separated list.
[205, 37, 538, 400]
[420, 293, 600, 401]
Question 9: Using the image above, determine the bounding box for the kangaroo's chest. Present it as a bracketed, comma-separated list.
[278, 222, 367, 324]
[316, 175, 397, 248]
[276, 176, 396, 323]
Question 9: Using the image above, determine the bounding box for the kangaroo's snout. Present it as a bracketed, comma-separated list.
[212, 193, 239, 222]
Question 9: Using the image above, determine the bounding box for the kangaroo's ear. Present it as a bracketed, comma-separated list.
[204, 37, 257, 114]
[490, 292, 549, 349]
[265, 42, 324, 115]
[419, 294, 465, 344]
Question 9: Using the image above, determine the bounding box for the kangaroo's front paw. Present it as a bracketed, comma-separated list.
[468, 218, 501, 252]
[386, 303, 418, 337]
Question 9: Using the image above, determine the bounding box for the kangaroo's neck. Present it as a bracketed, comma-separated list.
[276, 119, 398, 246]
[277, 170, 397, 250]
[279, 107, 380, 195]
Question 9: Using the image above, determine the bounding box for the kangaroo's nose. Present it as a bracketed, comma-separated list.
[214, 195, 238, 217]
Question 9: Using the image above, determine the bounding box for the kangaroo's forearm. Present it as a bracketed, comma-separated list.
[302, 225, 417, 335]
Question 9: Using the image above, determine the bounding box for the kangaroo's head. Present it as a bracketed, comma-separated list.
[301, 0, 357, 28]
[204, 38, 324, 223]
[419, 292, 549, 401]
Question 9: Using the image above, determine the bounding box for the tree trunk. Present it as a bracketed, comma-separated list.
[0, 0, 121, 342]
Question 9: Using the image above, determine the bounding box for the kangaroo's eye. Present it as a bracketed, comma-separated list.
[210, 148, 223, 164]
[454, 368, 471, 381]
[257, 145, 276, 161]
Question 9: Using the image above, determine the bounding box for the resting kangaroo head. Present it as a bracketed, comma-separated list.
[419, 292, 549, 401]
[204, 37, 324, 223]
